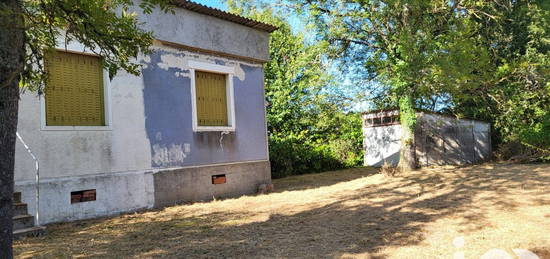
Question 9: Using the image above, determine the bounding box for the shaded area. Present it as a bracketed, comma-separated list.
[14, 163, 550, 258]
[415, 114, 491, 166]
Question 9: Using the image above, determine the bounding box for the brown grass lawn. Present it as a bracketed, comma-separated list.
[14, 163, 550, 258]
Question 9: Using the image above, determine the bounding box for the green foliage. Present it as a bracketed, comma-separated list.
[399, 96, 416, 135]
[293, 0, 550, 162]
[13, 0, 172, 91]
[450, 0, 550, 159]
[228, 1, 364, 177]
[269, 134, 343, 178]
[291, 0, 497, 168]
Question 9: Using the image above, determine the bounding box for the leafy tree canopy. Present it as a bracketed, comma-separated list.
[2, 0, 172, 92]
[228, 0, 365, 177]
[290, 0, 550, 160]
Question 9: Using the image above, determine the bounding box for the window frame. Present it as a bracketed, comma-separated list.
[189, 60, 236, 132]
[40, 49, 112, 131]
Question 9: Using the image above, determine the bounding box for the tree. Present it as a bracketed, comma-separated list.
[450, 0, 550, 160]
[0, 0, 170, 257]
[228, 1, 364, 177]
[228, 1, 331, 136]
[291, 0, 505, 170]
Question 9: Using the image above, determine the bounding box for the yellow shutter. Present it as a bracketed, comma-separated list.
[195, 71, 228, 126]
[45, 51, 105, 126]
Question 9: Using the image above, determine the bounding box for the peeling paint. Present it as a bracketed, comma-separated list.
[142, 50, 268, 168]
[152, 143, 189, 167]
[150, 44, 259, 81]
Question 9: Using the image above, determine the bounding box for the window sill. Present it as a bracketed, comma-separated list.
[40, 126, 112, 131]
[193, 126, 235, 132]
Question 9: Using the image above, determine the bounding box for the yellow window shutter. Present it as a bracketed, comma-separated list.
[45, 51, 105, 126]
[195, 71, 228, 126]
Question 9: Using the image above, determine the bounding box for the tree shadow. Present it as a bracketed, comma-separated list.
[272, 167, 380, 193]
[14, 163, 550, 258]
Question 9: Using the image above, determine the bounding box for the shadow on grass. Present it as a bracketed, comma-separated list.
[272, 167, 380, 193]
[14, 163, 550, 258]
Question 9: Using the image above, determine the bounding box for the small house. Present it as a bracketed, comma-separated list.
[362, 109, 491, 167]
[14, 1, 277, 225]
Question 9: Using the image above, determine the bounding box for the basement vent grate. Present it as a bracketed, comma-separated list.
[71, 189, 96, 204]
[212, 174, 226, 184]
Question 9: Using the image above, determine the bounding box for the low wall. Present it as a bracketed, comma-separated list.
[15, 170, 155, 224]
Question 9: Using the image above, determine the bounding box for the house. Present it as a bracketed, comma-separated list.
[362, 109, 491, 167]
[13, 0, 277, 226]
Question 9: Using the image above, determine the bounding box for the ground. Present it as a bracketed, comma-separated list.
[14, 163, 550, 258]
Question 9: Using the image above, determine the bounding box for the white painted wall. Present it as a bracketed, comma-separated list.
[15, 62, 151, 182]
[363, 125, 403, 167]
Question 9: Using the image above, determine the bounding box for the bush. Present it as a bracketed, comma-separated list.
[269, 135, 345, 178]
[268, 112, 364, 179]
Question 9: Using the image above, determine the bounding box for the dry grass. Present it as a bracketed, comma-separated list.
[14, 163, 550, 258]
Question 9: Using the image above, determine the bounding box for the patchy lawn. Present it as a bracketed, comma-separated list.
[14, 163, 550, 258]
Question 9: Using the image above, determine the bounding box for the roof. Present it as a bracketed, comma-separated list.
[172, 0, 278, 33]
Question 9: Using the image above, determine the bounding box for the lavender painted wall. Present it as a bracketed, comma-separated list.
[142, 50, 268, 168]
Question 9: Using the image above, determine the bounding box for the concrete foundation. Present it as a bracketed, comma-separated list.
[153, 160, 271, 207]
[15, 170, 155, 224]
[15, 160, 270, 224]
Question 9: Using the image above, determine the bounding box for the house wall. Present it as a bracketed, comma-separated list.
[14, 9, 271, 224]
[135, 5, 270, 61]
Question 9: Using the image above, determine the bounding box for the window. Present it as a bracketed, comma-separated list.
[364, 115, 401, 128]
[195, 71, 228, 126]
[189, 61, 236, 132]
[44, 51, 107, 127]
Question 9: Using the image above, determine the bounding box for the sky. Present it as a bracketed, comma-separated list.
[193, 0, 227, 10]
[193, 0, 370, 111]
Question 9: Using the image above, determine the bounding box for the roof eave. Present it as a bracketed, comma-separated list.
[171, 0, 278, 33]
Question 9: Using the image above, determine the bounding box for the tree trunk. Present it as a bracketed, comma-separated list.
[0, 0, 24, 257]
[399, 128, 417, 171]
[397, 95, 418, 171]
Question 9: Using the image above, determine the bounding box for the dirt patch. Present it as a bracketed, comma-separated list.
[14, 163, 550, 258]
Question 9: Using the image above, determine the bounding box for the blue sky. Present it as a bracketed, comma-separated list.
[193, 0, 227, 11]
[193, 0, 370, 111]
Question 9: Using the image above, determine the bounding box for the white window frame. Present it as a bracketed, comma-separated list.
[40, 48, 112, 131]
[189, 60, 236, 132]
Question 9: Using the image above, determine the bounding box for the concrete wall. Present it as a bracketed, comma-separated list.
[135, 5, 270, 61]
[154, 161, 270, 207]
[16, 170, 155, 223]
[16, 161, 270, 224]
[363, 125, 403, 167]
[14, 7, 271, 224]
